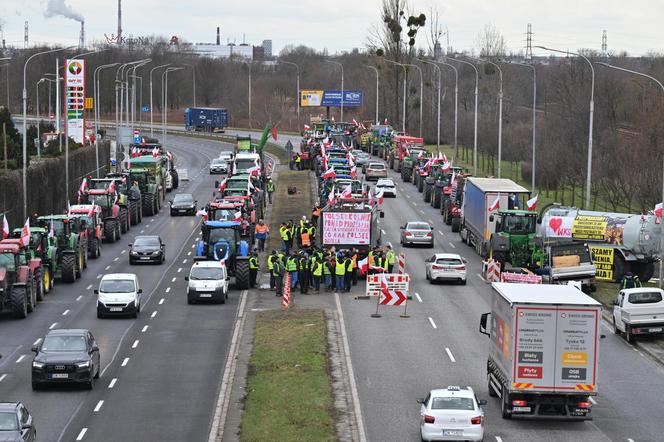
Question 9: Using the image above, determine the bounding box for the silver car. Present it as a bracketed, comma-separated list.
[400, 221, 434, 247]
[353, 151, 370, 166]
[425, 253, 467, 284]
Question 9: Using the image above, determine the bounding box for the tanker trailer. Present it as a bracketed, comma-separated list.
[539, 205, 660, 282]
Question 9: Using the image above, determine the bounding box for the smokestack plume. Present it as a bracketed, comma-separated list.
[79, 21, 85, 49]
[216, 27, 220, 45]
[44, 0, 84, 22]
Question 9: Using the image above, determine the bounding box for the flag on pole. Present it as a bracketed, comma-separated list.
[78, 178, 87, 196]
[441, 161, 451, 172]
[322, 167, 336, 180]
[303, 124, 310, 131]
[340, 183, 353, 199]
[655, 203, 663, 218]
[352, 118, 359, 126]
[49, 219, 55, 238]
[328, 186, 336, 206]
[358, 256, 369, 275]
[377, 189, 385, 205]
[233, 211, 242, 221]
[271, 125, 278, 141]
[527, 195, 539, 211]
[450, 172, 457, 187]
[20, 218, 30, 247]
[108, 180, 116, 194]
[489, 196, 500, 212]
[1, 214, 9, 240]
[350, 166, 357, 179]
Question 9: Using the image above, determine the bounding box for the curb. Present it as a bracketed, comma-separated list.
[601, 309, 664, 368]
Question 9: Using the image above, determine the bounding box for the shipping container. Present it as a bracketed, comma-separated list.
[184, 107, 228, 132]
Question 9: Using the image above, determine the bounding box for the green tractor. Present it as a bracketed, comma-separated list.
[36, 215, 87, 282]
[196, 221, 251, 290]
[106, 172, 143, 225]
[488, 210, 542, 269]
[128, 156, 165, 217]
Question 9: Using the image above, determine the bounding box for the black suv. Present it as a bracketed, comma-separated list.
[0, 402, 35, 441]
[170, 193, 197, 216]
[31, 329, 100, 390]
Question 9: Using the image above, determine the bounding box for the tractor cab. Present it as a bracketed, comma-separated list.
[196, 221, 252, 288]
[36, 216, 71, 248]
[489, 210, 540, 268]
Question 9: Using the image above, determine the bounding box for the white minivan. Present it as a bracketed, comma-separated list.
[95, 273, 142, 318]
[185, 261, 229, 304]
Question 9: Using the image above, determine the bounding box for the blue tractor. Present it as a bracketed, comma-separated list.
[196, 221, 250, 289]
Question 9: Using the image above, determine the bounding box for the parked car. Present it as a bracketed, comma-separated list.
[209, 158, 228, 174]
[31, 329, 100, 390]
[375, 178, 396, 197]
[613, 287, 664, 343]
[170, 193, 197, 216]
[129, 235, 165, 264]
[425, 253, 467, 284]
[95, 273, 142, 318]
[418, 386, 486, 442]
[185, 261, 229, 304]
[365, 162, 388, 181]
[0, 402, 36, 441]
[400, 221, 434, 247]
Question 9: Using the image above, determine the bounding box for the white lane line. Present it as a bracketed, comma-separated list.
[428, 317, 437, 329]
[104, 265, 111, 270]
[177, 268, 182, 273]
[191, 244, 196, 248]
[165, 287, 171, 293]
[140, 230, 145, 234]
[428, 219, 434, 224]
[187, 251, 192, 256]
[49, 322, 58, 329]
[0, 374, 7, 382]
[86, 284, 93, 290]
[141, 325, 149, 333]
[151, 310, 158, 318]
[76, 428, 88, 441]
[420, 209, 425, 214]
[448, 242, 456, 249]
[438, 230, 444, 236]
[415, 292, 422, 303]
[131, 340, 139, 349]
[477, 273, 486, 282]
[121, 249, 126, 254]
[159, 298, 165, 305]
[495, 437, 503, 442]
[171, 277, 177, 282]
[628, 439, 635, 442]
[381, 229, 386, 235]
[15, 355, 25, 364]
[96, 274, 102, 279]
[93, 400, 104, 413]
[108, 378, 117, 389]
[76, 295, 83, 301]
[445, 347, 456, 362]
[413, 202, 417, 206]
[406, 194, 411, 199]
[589, 396, 597, 404]
[33, 338, 42, 346]
[182, 259, 187, 264]
[113, 257, 119, 262]
[121, 358, 129, 367]
[62, 309, 70, 316]
[195, 237, 200, 241]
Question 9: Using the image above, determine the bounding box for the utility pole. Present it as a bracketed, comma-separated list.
[525, 23, 533, 62]
[602, 30, 608, 60]
[3, 122, 7, 172]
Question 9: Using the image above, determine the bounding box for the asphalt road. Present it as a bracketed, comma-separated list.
[339, 158, 664, 442]
[0, 134, 241, 441]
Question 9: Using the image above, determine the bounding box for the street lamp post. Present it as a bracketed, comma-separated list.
[419, 59, 441, 152]
[129, 75, 143, 126]
[162, 67, 184, 145]
[93, 63, 119, 177]
[150, 64, 170, 137]
[596, 62, 664, 288]
[536, 46, 595, 209]
[36, 78, 46, 157]
[128, 60, 150, 130]
[506, 61, 537, 190]
[1, 58, 10, 110]
[365, 65, 379, 125]
[384, 59, 407, 133]
[449, 57, 479, 175]
[323, 60, 344, 122]
[404, 63, 423, 138]
[182, 64, 196, 108]
[436, 61, 459, 160]
[22, 47, 68, 220]
[279, 61, 300, 129]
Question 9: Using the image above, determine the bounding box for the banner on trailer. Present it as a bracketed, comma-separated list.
[322, 212, 371, 245]
[65, 59, 86, 144]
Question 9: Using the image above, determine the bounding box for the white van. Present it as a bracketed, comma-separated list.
[96, 273, 142, 318]
[233, 152, 262, 175]
[185, 261, 229, 304]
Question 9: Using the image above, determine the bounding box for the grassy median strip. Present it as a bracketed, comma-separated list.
[240, 309, 335, 442]
[265, 168, 313, 252]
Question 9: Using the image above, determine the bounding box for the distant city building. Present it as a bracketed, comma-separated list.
[187, 30, 272, 60]
[253, 46, 265, 60]
[262, 40, 272, 58]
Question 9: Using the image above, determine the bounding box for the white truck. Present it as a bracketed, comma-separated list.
[479, 283, 602, 420]
[612, 288, 664, 343]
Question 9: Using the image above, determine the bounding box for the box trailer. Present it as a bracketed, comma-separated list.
[479, 283, 602, 420]
[184, 107, 228, 132]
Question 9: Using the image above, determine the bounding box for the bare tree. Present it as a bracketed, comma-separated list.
[475, 24, 507, 58]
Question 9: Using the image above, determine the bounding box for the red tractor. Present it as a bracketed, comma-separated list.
[0, 240, 42, 318]
[389, 135, 424, 172]
[205, 199, 255, 245]
[68, 204, 104, 259]
[80, 185, 124, 242]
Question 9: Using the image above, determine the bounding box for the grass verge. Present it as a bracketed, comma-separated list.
[240, 309, 336, 442]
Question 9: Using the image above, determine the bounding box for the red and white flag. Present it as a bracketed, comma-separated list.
[78, 178, 87, 196]
[352, 118, 359, 126]
[108, 180, 116, 194]
[1, 214, 9, 239]
[152, 147, 159, 158]
[450, 172, 457, 187]
[441, 161, 451, 172]
[271, 126, 278, 141]
[322, 167, 336, 180]
[20, 218, 30, 247]
[48, 219, 55, 238]
[328, 187, 336, 206]
[527, 195, 539, 211]
[358, 256, 369, 275]
[233, 211, 242, 221]
[377, 189, 385, 205]
[384, 118, 388, 124]
[417, 150, 424, 158]
[340, 183, 353, 199]
[488, 196, 500, 212]
[655, 203, 663, 218]
[247, 165, 261, 176]
[303, 124, 310, 131]
[350, 166, 357, 179]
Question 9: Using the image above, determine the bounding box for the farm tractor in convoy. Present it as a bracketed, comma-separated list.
[105, 173, 143, 225]
[67, 205, 103, 258]
[35, 215, 87, 282]
[12, 227, 56, 294]
[128, 156, 165, 217]
[488, 210, 542, 269]
[80, 185, 124, 242]
[440, 173, 471, 233]
[0, 239, 43, 317]
[196, 221, 251, 289]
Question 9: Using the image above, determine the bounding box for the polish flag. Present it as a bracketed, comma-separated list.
[488, 196, 500, 212]
[340, 183, 353, 199]
[108, 180, 116, 194]
[322, 167, 336, 180]
[78, 178, 88, 196]
[67, 201, 71, 218]
[352, 118, 359, 126]
[328, 187, 336, 206]
[360, 122, 366, 129]
[271, 126, 278, 141]
[2, 214, 9, 239]
[303, 124, 311, 131]
[377, 189, 385, 205]
[218, 178, 227, 191]
[450, 172, 457, 187]
[20, 218, 30, 248]
[152, 147, 159, 158]
[527, 195, 539, 211]
[358, 256, 369, 275]
[384, 118, 388, 124]
[247, 165, 261, 176]
[655, 203, 663, 218]
[417, 151, 424, 158]
[234, 211, 243, 221]
[350, 166, 357, 179]
[441, 161, 451, 172]
[48, 219, 55, 238]
[196, 209, 208, 222]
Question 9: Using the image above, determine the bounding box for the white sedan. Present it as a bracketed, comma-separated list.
[375, 178, 397, 197]
[425, 253, 467, 285]
[419, 386, 486, 442]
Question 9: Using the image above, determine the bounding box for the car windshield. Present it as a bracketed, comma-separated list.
[377, 180, 394, 187]
[211, 159, 225, 165]
[39, 219, 65, 237]
[134, 237, 160, 247]
[369, 163, 385, 169]
[90, 195, 111, 207]
[208, 228, 237, 256]
[0, 412, 18, 431]
[628, 291, 663, 304]
[99, 279, 136, 293]
[408, 223, 430, 230]
[0, 253, 15, 272]
[436, 258, 463, 266]
[431, 397, 475, 411]
[501, 215, 536, 234]
[41, 335, 87, 352]
[235, 159, 257, 171]
[174, 194, 193, 203]
[210, 209, 235, 221]
[190, 267, 224, 280]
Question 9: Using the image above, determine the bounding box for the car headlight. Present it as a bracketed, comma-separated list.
[131, 251, 139, 255]
[32, 361, 44, 369]
[76, 361, 90, 368]
[152, 251, 161, 255]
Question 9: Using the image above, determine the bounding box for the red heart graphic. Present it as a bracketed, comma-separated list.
[549, 217, 562, 233]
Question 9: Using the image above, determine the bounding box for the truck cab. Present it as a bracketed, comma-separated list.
[613, 288, 664, 343]
[489, 210, 539, 268]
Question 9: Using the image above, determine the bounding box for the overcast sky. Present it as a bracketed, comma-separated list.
[2, 0, 662, 56]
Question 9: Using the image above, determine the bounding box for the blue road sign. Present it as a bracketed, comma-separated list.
[141, 106, 150, 112]
[321, 90, 363, 107]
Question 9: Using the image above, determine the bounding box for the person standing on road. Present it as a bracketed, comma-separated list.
[286, 253, 299, 289]
[621, 272, 642, 289]
[279, 222, 290, 253]
[273, 257, 285, 296]
[311, 204, 321, 225]
[299, 253, 310, 294]
[295, 153, 302, 170]
[287, 220, 295, 251]
[344, 253, 353, 293]
[324, 257, 333, 291]
[335, 254, 346, 293]
[351, 248, 359, 286]
[248, 251, 259, 288]
[266, 178, 275, 204]
[267, 250, 277, 290]
[311, 254, 323, 292]
[386, 245, 396, 273]
[255, 220, 269, 252]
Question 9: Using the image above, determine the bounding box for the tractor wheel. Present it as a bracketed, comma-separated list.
[235, 260, 250, 290]
[120, 207, 129, 233]
[43, 267, 53, 293]
[10, 286, 28, 319]
[423, 185, 432, 203]
[104, 219, 118, 243]
[115, 219, 122, 240]
[129, 200, 140, 225]
[143, 194, 155, 217]
[76, 249, 85, 278]
[89, 238, 100, 259]
[34, 267, 45, 302]
[635, 262, 655, 283]
[82, 244, 88, 269]
[451, 217, 461, 233]
[26, 278, 36, 313]
[61, 254, 77, 283]
[417, 177, 424, 193]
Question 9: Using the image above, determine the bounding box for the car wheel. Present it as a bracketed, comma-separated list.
[426, 269, 430, 280]
[94, 364, 100, 379]
[612, 317, 620, 334]
[129, 258, 134, 265]
[460, 279, 467, 285]
[187, 297, 194, 305]
[97, 310, 104, 319]
[31, 381, 40, 391]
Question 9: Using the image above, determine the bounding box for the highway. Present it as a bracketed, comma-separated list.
[338, 158, 664, 442]
[0, 134, 240, 441]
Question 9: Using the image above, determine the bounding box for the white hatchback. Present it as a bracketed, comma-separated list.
[425, 253, 467, 285]
[419, 386, 486, 442]
[375, 178, 396, 197]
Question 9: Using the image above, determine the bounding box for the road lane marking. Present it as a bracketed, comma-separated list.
[86, 284, 93, 290]
[76, 295, 83, 301]
[182, 259, 187, 264]
[477, 273, 485, 282]
[33, 338, 42, 346]
[445, 347, 456, 362]
[141, 325, 149, 333]
[62, 309, 70, 316]
[121, 358, 129, 367]
[171, 277, 177, 282]
[140, 230, 145, 234]
[104, 265, 111, 270]
[151, 311, 158, 318]
[93, 400, 104, 413]
[15, 355, 25, 363]
[96, 274, 102, 279]
[165, 287, 171, 293]
[428, 317, 437, 329]
[191, 244, 196, 248]
[113, 257, 119, 262]
[449, 242, 456, 249]
[49, 322, 58, 329]
[495, 438, 503, 442]
[381, 229, 386, 235]
[0, 374, 6, 382]
[406, 194, 411, 199]
[428, 219, 434, 224]
[131, 340, 139, 349]
[76, 428, 87, 441]
[187, 251, 192, 256]
[415, 292, 422, 303]
[159, 298, 165, 305]
[438, 230, 444, 236]
[108, 378, 117, 389]
[177, 267, 182, 273]
[420, 209, 425, 214]
[413, 202, 417, 206]
[121, 250, 126, 254]
[589, 396, 597, 404]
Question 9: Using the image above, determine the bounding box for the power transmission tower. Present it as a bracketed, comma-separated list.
[525, 23, 533, 62]
[24, 21, 28, 48]
[601, 30, 607, 59]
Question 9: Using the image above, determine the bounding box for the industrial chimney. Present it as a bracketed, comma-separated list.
[79, 21, 85, 49]
[216, 27, 220, 45]
[117, 0, 122, 42]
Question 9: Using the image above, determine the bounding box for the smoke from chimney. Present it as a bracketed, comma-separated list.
[44, 0, 84, 22]
[79, 21, 85, 49]
[216, 27, 220, 45]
